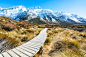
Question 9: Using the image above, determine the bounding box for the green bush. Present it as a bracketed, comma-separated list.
[2, 26, 13, 31]
[21, 36, 28, 42]
[21, 31, 27, 34]
[47, 34, 50, 37]
[73, 41, 80, 49]
[21, 31, 29, 34]
[44, 38, 51, 45]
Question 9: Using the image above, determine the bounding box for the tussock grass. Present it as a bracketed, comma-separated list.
[44, 37, 51, 47]
[44, 27, 86, 57]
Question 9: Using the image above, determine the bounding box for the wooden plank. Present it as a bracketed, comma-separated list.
[25, 46, 40, 53]
[18, 46, 36, 54]
[22, 46, 39, 52]
[23, 41, 32, 45]
[16, 47, 33, 57]
[21, 43, 42, 47]
[7, 50, 19, 57]
[0, 28, 48, 57]
[12, 49, 28, 57]
[2, 52, 11, 57]
[23, 45, 41, 48]
[21, 42, 35, 46]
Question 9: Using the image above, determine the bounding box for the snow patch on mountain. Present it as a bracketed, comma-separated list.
[0, 5, 86, 24]
[0, 5, 27, 19]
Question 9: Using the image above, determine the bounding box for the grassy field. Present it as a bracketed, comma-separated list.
[0, 16, 86, 57]
[0, 16, 44, 53]
[34, 26, 86, 57]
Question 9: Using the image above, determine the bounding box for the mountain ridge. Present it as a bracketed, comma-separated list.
[0, 5, 86, 24]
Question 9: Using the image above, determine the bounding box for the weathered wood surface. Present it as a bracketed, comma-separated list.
[0, 28, 47, 57]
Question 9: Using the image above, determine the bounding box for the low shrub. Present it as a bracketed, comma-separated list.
[44, 37, 51, 46]
[21, 31, 29, 34]
[45, 38, 51, 43]
[0, 34, 8, 39]
[26, 29, 34, 33]
[73, 41, 80, 49]
[52, 30, 58, 34]
[82, 46, 86, 51]
[2, 26, 14, 31]
[21, 36, 28, 42]
[47, 34, 50, 37]
[21, 31, 27, 34]
[36, 32, 40, 35]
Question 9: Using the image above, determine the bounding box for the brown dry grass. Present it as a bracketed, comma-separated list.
[38, 27, 86, 57]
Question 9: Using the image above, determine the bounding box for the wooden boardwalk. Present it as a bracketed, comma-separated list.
[0, 28, 48, 57]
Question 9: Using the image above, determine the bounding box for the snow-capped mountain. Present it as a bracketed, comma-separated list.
[0, 5, 86, 24]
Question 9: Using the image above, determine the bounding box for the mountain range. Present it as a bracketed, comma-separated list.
[0, 5, 86, 25]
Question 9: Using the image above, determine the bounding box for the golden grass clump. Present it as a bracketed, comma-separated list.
[44, 37, 51, 47]
[46, 27, 86, 57]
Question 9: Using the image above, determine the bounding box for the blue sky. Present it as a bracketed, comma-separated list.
[0, 0, 86, 18]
